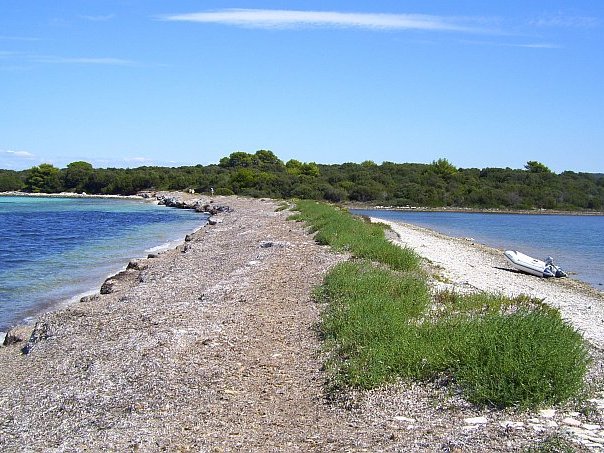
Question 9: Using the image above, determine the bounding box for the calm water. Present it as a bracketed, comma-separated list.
[0, 196, 207, 330]
[351, 209, 604, 291]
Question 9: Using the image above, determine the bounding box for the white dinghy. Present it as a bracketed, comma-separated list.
[504, 250, 567, 278]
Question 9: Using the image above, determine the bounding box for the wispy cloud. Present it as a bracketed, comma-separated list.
[460, 39, 562, 49]
[0, 35, 39, 41]
[80, 14, 115, 22]
[515, 43, 561, 49]
[123, 156, 155, 164]
[32, 55, 137, 66]
[0, 51, 138, 67]
[0, 150, 38, 169]
[160, 9, 494, 34]
[531, 13, 599, 28]
[1, 150, 36, 159]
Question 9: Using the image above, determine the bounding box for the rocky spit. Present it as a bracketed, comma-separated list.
[1, 196, 604, 451]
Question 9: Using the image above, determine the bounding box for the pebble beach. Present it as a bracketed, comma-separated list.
[2, 195, 604, 451]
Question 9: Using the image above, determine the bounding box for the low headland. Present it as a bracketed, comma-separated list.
[1, 194, 604, 451]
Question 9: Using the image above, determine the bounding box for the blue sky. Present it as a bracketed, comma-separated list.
[1, 1, 603, 173]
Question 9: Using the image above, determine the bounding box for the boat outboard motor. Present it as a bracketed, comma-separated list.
[545, 256, 567, 278]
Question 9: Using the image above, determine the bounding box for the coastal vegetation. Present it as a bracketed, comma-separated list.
[1, 150, 603, 211]
[293, 200, 590, 408]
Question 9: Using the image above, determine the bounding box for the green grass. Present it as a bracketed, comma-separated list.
[525, 435, 577, 452]
[292, 200, 421, 272]
[294, 200, 590, 409]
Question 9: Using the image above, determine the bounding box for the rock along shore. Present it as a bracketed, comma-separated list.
[1, 196, 604, 451]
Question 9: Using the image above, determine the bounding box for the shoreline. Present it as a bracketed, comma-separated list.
[2, 197, 604, 450]
[0, 191, 210, 332]
[347, 202, 604, 216]
[0, 190, 150, 201]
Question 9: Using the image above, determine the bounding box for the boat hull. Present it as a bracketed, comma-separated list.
[504, 250, 557, 278]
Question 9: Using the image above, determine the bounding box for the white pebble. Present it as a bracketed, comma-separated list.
[562, 417, 582, 427]
[539, 409, 556, 418]
[464, 416, 488, 425]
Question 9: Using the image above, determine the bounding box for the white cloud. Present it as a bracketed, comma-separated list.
[123, 157, 154, 164]
[0, 51, 139, 67]
[1, 150, 36, 159]
[0, 150, 38, 170]
[32, 55, 136, 66]
[460, 39, 561, 49]
[0, 35, 39, 41]
[516, 43, 561, 49]
[532, 13, 599, 28]
[161, 9, 492, 33]
[80, 14, 115, 22]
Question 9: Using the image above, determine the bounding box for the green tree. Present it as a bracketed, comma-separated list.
[25, 164, 62, 193]
[0, 170, 24, 191]
[63, 161, 94, 192]
[430, 158, 458, 177]
[525, 161, 552, 174]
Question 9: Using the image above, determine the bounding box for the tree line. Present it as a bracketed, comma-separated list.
[1, 150, 602, 211]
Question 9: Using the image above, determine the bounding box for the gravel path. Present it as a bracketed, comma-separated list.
[1, 197, 603, 451]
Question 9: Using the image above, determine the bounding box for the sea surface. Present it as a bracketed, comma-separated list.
[0, 196, 207, 331]
[351, 209, 604, 291]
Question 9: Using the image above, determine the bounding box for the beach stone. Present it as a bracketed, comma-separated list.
[79, 294, 100, 303]
[127, 260, 148, 271]
[583, 423, 601, 430]
[21, 321, 52, 354]
[100, 279, 116, 294]
[185, 234, 193, 242]
[394, 416, 416, 423]
[562, 417, 582, 427]
[147, 253, 160, 259]
[539, 409, 556, 418]
[3, 325, 32, 346]
[0, 331, 5, 345]
[208, 216, 222, 225]
[464, 416, 488, 425]
[499, 421, 525, 429]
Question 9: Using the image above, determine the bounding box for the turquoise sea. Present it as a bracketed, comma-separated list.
[351, 209, 604, 291]
[0, 196, 207, 331]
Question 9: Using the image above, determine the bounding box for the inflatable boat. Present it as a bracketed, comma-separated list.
[504, 250, 567, 278]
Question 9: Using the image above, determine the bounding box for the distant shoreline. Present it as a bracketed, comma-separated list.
[3, 191, 603, 215]
[0, 191, 150, 201]
[347, 202, 604, 216]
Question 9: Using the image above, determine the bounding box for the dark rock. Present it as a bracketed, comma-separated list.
[184, 234, 193, 242]
[259, 240, 289, 248]
[80, 294, 100, 303]
[22, 321, 52, 354]
[201, 204, 232, 215]
[3, 325, 33, 346]
[208, 216, 223, 225]
[147, 253, 160, 259]
[100, 278, 116, 294]
[127, 259, 148, 271]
